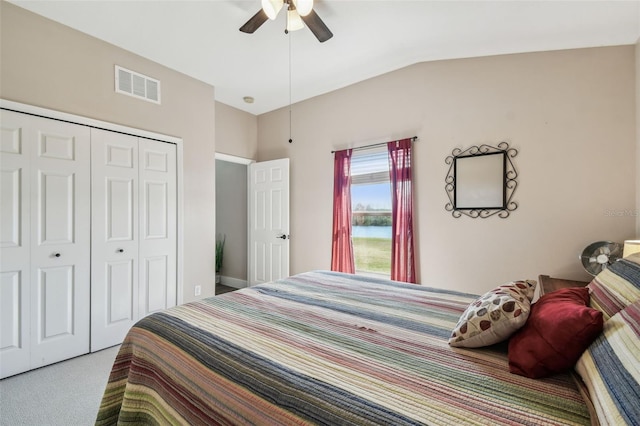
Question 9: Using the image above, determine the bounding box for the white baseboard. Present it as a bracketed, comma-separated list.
[220, 276, 248, 289]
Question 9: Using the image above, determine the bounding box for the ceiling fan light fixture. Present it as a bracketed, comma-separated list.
[261, 0, 284, 20]
[292, 0, 313, 16]
[286, 9, 304, 32]
[240, 0, 332, 42]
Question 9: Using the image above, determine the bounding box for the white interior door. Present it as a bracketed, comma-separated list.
[1, 110, 32, 378]
[91, 128, 139, 352]
[138, 138, 177, 316]
[28, 114, 91, 370]
[248, 158, 289, 286]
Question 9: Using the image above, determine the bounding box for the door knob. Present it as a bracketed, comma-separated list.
[277, 234, 289, 240]
[117, 248, 124, 253]
[54, 253, 61, 258]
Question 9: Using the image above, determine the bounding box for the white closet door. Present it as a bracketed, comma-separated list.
[0, 110, 32, 378]
[1, 110, 90, 377]
[1, 105, 180, 373]
[139, 139, 177, 316]
[91, 129, 139, 352]
[28, 115, 91, 369]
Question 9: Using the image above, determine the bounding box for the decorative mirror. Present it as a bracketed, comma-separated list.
[445, 142, 518, 218]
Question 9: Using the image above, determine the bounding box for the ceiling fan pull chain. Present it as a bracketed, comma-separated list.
[288, 29, 293, 144]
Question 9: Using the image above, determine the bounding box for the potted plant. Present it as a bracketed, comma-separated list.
[215, 234, 225, 284]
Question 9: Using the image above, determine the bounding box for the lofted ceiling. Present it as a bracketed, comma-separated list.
[9, 0, 640, 116]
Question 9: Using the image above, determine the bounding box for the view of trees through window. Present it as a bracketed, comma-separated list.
[351, 181, 392, 276]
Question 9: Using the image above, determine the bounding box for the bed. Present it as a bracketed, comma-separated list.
[95, 270, 618, 425]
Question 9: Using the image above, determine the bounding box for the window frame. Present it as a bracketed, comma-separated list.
[350, 148, 392, 278]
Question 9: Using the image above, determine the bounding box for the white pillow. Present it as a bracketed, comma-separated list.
[449, 280, 536, 348]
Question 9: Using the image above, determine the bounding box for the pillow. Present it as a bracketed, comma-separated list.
[449, 280, 536, 348]
[587, 256, 640, 321]
[508, 287, 603, 378]
[575, 301, 640, 425]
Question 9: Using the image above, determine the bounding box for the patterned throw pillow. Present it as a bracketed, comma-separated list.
[449, 280, 536, 348]
[587, 256, 640, 321]
[574, 300, 640, 425]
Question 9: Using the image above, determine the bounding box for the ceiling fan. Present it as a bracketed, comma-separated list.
[240, 0, 333, 43]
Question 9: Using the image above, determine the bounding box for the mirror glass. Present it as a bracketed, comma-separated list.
[455, 152, 505, 209]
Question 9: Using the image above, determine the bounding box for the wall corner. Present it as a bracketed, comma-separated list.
[636, 38, 640, 236]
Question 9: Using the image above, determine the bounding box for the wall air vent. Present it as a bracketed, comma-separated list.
[115, 65, 161, 104]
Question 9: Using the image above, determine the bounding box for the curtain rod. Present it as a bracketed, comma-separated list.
[331, 136, 418, 154]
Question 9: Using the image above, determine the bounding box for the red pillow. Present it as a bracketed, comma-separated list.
[508, 287, 603, 379]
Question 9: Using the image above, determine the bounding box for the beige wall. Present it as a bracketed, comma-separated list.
[215, 160, 248, 281]
[213, 101, 256, 284]
[636, 39, 640, 237]
[215, 101, 258, 160]
[258, 46, 637, 295]
[1, 2, 217, 301]
[3, 1, 636, 298]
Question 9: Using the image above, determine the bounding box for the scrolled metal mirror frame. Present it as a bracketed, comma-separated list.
[445, 141, 518, 218]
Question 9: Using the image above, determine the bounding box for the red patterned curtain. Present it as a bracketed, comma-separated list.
[388, 139, 416, 283]
[331, 149, 355, 273]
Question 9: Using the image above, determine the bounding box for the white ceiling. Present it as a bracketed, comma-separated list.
[10, 0, 640, 115]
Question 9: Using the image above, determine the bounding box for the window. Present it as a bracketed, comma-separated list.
[350, 148, 392, 276]
[332, 138, 415, 282]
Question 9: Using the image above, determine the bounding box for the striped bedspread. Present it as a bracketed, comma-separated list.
[96, 271, 590, 425]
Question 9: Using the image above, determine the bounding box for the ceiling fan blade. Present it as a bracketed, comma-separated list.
[300, 9, 333, 42]
[240, 9, 269, 34]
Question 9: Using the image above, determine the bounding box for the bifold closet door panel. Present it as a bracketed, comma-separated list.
[1, 110, 32, 378]
[139, 138, 177, 316]
[91, 128, 139, 352]
[91, 131, 178, 351]
[0, 110, 91, 377]
[29, 115, 91, 369]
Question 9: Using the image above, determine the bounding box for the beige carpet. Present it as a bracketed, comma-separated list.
[0, 345, 119, 426]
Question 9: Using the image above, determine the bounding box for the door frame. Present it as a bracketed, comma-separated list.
[215, 152, 254, 166]
[214, 152, 254, 289]
[0, 99, 185, 305]
[215, 153, 292, 286]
